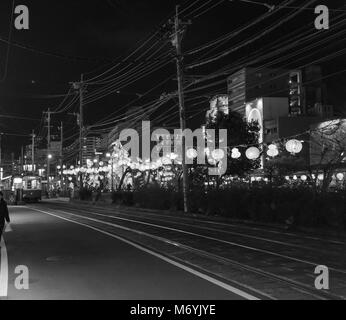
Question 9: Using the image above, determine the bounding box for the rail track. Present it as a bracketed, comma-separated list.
[30, 202, 346, 300]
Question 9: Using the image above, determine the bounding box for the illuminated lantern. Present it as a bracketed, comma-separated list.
[231, 148, 241, 159]
[336, 173, 344, 181]
[245, 147, 260, 160]
[186, 148, 198, 159]
[211, 149, 224, 161]
[285, 176, 290, 180]
[268, 144, 277, 150]
[267, 148, 279, 157]
[293, 175, 298, 180]
[301, 175, 307, 181]
[318, 174, 324, 181]
[285, 139, 303, 154]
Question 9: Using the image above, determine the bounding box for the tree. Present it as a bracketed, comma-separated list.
[309, 119, 346, 192]
[205, 110, 261, 177]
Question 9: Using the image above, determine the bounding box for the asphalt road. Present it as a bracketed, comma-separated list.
[1, 205, 243, 300]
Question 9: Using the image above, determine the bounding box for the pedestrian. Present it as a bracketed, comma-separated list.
[0, 191, 10, 242]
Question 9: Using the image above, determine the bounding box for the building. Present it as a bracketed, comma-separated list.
[227, 67, 291, 115]
[227, 66, 329, 117]
[245, 97, 289, 144]
[82, 136, 102, 164]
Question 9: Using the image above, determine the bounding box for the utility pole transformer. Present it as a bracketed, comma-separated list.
[173, 5, 191, 213]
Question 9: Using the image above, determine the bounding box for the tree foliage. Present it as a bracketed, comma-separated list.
[206, 110, 261, 176]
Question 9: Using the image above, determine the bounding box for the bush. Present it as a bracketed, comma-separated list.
[132, 185, 182, 210]
[123, 185, 346, 230]
[79, 188, 92, 201]
[111, 191, 134, 206]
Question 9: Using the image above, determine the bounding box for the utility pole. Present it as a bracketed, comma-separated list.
[173, 5, 190, 213]
[71, 74, 85, 188]
[60, 121, 64, 187]
[79, 74, 84, 178]
[21, 146, 24, 173]
[31, 130, 35, 173]
[0, 133, 2, 167]
[46, 109, 51, 195]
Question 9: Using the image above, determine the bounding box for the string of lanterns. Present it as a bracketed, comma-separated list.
[285, 173, 345, 182]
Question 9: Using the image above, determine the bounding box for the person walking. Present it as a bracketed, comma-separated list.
[0, 191, 10, 241]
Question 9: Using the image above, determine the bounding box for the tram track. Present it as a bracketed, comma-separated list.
[29, 202, 346, 300]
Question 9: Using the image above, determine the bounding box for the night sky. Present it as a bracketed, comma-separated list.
[0, 0, 344, 157]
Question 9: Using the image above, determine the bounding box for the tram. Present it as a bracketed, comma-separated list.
[0, 174, 42, 203]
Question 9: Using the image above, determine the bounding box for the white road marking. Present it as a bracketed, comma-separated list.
[0, 236, 8, 297]
[31, 207, 261, 300]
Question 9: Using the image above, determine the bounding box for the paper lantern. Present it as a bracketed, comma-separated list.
[301, 175, 307, 181]
[285, 139, 303, 154]
[245, 147, 260, 160]
[186, 148, 198, 159]
[268, 144, 277, 150]
[231, 148, 241, 159]
[336, 173, 344, 181]
[318, 174, 324, 181]
[211, 149, 224, 161]
[267, 148, 279, 157]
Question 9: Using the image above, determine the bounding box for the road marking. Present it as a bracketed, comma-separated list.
[31, 207, 260, 300]
[0, 236, 8, 297]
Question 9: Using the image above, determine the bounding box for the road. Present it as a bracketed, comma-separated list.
[1, 200, 346, 300]
[1, 203, 247, 300]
